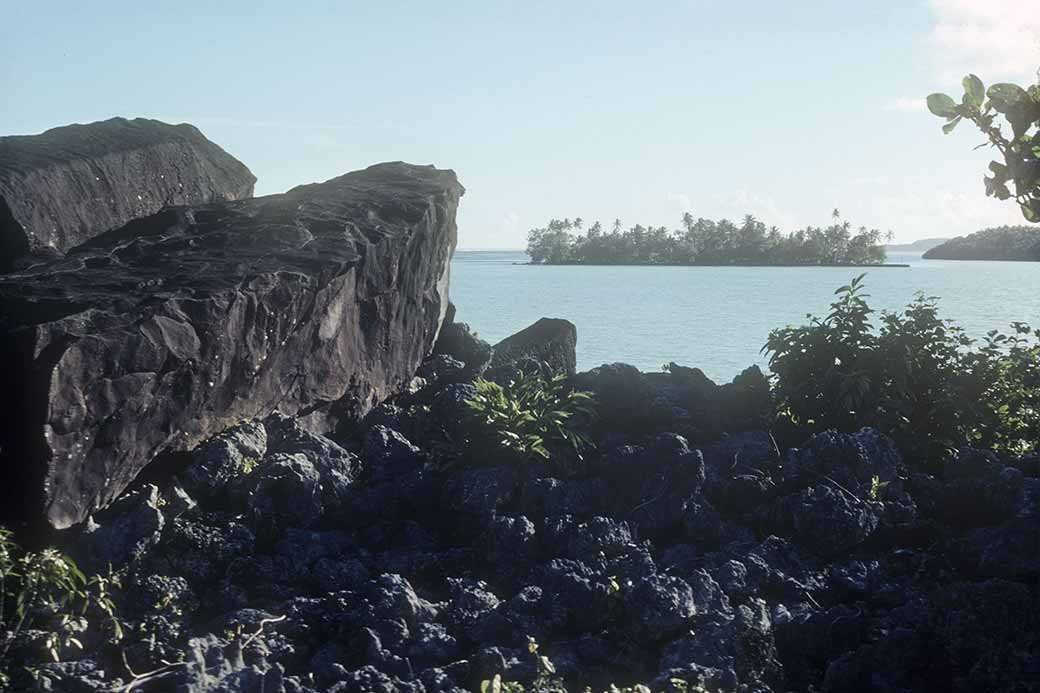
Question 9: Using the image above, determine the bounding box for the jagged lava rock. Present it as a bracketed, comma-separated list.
[0, 117, 256, 270]
[0, 161, 463, 528]
[490, 317, 577, 376]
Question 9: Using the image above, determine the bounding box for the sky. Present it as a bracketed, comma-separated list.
[2, 0, 1038, 248]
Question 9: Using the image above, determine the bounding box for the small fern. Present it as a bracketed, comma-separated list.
[465, 368, 594, 462]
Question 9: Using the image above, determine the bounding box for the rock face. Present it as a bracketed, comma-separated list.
[0, 161, 463, 528]
[0, 117, 256, 270]
[490, 317, 577, 376]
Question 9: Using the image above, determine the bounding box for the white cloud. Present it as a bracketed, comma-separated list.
[665, 192, 692, 213]
[928, 0, 1040, 84]
[712, 189, 799, 230]
[499, 210, 520, 235]
[158, 115, 364, 131]
[866, 185, 1024, 242]
[850, 175, 890, 186]
[662, 190, 797, 229]
[886, 97, 928, 112]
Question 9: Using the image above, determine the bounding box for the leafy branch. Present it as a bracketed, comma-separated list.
[928, 72, 1040, 221]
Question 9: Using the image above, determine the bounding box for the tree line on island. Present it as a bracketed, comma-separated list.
[923, 225, 1040, 261]
[526, 210, 891, 266]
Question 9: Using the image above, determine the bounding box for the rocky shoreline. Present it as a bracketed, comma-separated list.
[1, 122, 1037, 693]
[2, 313, 1037, 692]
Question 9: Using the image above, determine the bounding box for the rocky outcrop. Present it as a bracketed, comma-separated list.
[8, 345, 1036, 693]
[0, 117, 256, 271]
[490, 317, 577, 377]
[0, 161, 463, 529]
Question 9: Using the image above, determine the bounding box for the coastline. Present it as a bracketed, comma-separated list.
[514, 261, 912, 268]
[921, 255, 1040, 262]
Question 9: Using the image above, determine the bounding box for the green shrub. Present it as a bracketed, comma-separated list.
[465, 369, 595, 462]
[966, 322, 1040, 452]
[0, 528, 123, 687]
[764, 275, 1040, 463]
[927, 72, 1040, 222]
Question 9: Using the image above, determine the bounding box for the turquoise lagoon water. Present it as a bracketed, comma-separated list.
[449, 250, 1040, 382]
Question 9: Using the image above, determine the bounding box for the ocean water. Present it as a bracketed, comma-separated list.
[449, 250, 1040, 382]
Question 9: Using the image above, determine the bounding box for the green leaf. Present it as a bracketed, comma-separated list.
[1006, 102, 1037, 140]
[1022, 198, 1039, 223]
[984, 175, 1013, 200]
[962, 74, 985, 108]
[942, 116, 962, 134]
[926, 93, 958, 118]
[987, 83, 1029, 107]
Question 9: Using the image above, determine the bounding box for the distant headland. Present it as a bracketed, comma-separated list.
[923, 226, 1040, 261]
[885, 237, 949, 252]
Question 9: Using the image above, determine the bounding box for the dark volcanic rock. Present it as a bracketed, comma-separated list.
[0, 117, 256, 270]
[490, 317, 577, 377]
[181, 420, 268, 504]
[571, 363, 654, 431]
[572, 361, 770, 439]
[0, 161, 463, 528]
[4, 366, 1038, 693]
[432, 306, 493, 378]
[71, 484, 165, 571]
[623, 573, 697, 643]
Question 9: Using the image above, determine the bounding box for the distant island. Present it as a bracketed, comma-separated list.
[923, 225, 1040, 261]
[527, 211, 894, 266]
[885, 237, 949, 252]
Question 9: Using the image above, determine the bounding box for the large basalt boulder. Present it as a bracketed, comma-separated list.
[432, 308, 493, 378]
[489, 317, 577, 376]
[0, 161, 463, 528]
[0, 117, 256, 271]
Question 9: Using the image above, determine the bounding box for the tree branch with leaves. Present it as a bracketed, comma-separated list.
[928, 72, 1040, 222]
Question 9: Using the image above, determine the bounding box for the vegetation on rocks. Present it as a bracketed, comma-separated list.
[466, 368, 595, 462]
[526, 211, 889, 266]
[0, 301, 1038, 691]
[764, 274, 1040, 465]
[0, 529, 122, 688]
[479, 637, 686, 693]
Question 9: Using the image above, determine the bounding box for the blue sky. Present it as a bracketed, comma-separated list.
[2, 1, 1037, 247]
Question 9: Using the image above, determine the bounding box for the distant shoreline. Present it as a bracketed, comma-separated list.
[513, 262, 911, 268]
[920, 256, 1040, 263]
